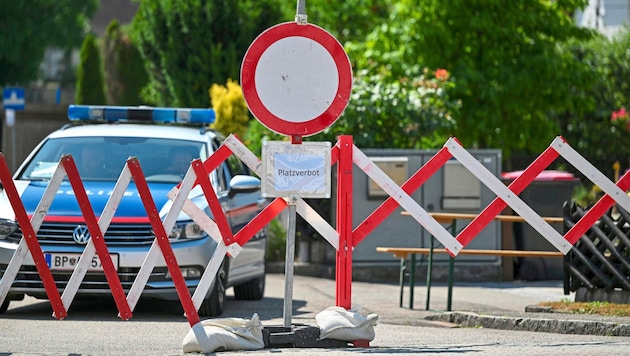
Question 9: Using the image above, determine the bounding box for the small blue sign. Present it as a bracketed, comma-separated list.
[3, 87, 25, 110]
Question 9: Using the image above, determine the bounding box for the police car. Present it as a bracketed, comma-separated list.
[0, 105, 268, 316]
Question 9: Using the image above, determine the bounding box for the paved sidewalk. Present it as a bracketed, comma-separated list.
[258, 273, 630, 337]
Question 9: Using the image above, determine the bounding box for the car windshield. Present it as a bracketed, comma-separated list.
[18, 136, 207, 183]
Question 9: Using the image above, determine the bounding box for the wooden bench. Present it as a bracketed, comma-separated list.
[377, 212, 565, 311]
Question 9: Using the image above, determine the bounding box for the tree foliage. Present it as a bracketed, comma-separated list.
[75, 33, 106, 105]
[305, 0, 392, 45]
[552, 30, 630, 178]
[0, 0, 98, 86]
[130, 0, 290, 108]
[313, 68, 459, 149]
[345, 0, 596, 157]
[103, 20, 149, 106]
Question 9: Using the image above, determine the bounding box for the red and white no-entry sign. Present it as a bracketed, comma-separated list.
[241, 22, 352, 137]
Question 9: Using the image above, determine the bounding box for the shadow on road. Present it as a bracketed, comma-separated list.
[1, 295, 308, 322]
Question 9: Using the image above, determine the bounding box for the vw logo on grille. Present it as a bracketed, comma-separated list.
[73, 225, 91, 244]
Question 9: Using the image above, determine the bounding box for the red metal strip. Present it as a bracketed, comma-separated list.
[335, 136, 353, 309]
[330, 144, 340, 165]
[456, 146, 560, 247]
[352, 147, 453, 247]
[234, 198, 287, 246]
[191, 160, 235, 245]
[565, 171, 630, 245]
[62, 155, 132, 320]
[126, 158, 200, 326]
[202, 144, 232, 173]
[0, 154, 67, 319]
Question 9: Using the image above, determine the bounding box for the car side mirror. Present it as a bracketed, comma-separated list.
[228, 175, 261, 197]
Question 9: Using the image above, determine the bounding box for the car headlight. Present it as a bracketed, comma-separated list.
[168, 221, 206, 241]
[0, 219, 17, 240]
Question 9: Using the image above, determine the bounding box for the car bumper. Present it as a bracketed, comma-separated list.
[0, 237, 219, 301]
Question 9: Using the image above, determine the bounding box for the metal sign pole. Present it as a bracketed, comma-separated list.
[283, 194, 298, 327]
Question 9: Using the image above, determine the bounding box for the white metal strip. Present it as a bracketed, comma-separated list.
[30, 161, 67, 231]
[0, 239, 29, 305]
[63, 166, 132, 310]
[128, 164, 199, 310]
[192, 241, 228, 310]
[552, 137, 630, 213]
[167, 188, 223, 245]
[353, 146, 463, 255]
[224, 135, 263, 175]
[0, 162, 68, 306]
[225, 135, 339, 250]
[445, 138, 572, 254]
[295, 198, 339, 250]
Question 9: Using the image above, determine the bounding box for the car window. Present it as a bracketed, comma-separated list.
[18, 136, 207, 183]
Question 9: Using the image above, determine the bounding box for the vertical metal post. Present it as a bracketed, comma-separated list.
[283, 195, 298, 327]
[409, 254, 416, 309]
[425, 237, 434, 310]
[446, 220, 457, 311]
[399, 258, 405, 308]
[295, 0, 307, 24]
[336, 135, 353, 309]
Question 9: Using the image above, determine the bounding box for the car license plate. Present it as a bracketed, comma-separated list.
[45, 253, 119, 271]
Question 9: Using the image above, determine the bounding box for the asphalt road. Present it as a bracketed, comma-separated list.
[1, 273, 629, 355]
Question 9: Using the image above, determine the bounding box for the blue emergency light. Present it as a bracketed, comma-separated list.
[67, 105, 216, 125]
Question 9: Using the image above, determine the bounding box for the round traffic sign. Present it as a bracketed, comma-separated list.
[241, 22, 352, 137]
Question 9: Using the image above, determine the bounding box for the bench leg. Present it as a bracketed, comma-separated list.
[409, 254, 416, 309]
[447, 256, 454, 311]
[399, 258, 405, 308]
[426, 237, 434, 310]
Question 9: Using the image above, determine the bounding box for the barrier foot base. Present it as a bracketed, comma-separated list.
[263, 324, 350, 349]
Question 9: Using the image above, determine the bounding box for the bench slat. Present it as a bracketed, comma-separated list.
[376, 247, 564, 259]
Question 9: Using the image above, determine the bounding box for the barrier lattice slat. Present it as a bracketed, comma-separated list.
[61, 161, 133, 312]
[2, 131, 628, 327]
[455, 145, 560, 246]
[0, 154, 67, 319]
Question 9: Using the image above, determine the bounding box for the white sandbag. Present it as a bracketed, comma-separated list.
[182, 313, 265, 353]
[316, 306, 378, 341]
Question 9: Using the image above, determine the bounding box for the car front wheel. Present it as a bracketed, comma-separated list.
[233, 272, 265, 300]
[0, 299, 9, 314]
[199, 258, 228, 317]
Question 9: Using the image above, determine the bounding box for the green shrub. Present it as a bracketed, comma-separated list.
[75, 33, 106, 104]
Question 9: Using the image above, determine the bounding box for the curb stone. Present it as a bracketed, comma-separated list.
[424, 311, 630, 337]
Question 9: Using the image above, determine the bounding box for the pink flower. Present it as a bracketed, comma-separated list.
[611, 107, 628, 122]
[434, 69, 449, 81]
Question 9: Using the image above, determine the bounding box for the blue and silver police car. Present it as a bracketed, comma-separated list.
[0, 105, 268, 316]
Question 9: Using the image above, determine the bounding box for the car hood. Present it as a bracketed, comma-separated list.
[0, 180, 180, 221]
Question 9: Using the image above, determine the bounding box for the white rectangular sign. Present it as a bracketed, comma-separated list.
[262, 141, 331, 198]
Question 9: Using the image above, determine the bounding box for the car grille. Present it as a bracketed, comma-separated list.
[6, 222, 157, 246]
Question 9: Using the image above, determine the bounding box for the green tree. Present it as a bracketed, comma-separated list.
[346, 0, 596, 159]
[306, 0, 392, 45]
[130, 0, 290, 108]
[553, 31, 630, 179]
[103, 20, 149, 106]
[75, 33, 106, 105]
[0, 0, 98, 86]
[314, 68, 459, 149]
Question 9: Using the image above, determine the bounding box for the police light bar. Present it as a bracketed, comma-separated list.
[67, 105, 216, 125]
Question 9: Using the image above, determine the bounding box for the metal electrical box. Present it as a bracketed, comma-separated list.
[346, 148, 502, 277]
[367, 156, 408, 198]
[442, 160, 481, 210]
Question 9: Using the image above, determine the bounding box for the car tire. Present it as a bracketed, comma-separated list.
[0, 299, 9, 314]
[199, 257, 228, 317]
[233, 273, 266, 300]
